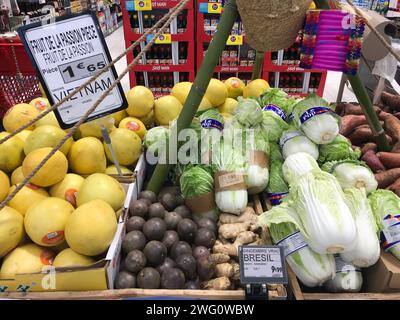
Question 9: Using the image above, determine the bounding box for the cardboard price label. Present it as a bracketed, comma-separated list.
[134, 0, 152, 10]
[239, 245, 288, 284]
[208, 2, 222, 13]
[227, 35, 243, 45]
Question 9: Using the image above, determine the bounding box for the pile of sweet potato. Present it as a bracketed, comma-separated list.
[337, 91, 400, 196]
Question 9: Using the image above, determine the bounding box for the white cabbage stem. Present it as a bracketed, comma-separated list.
[301, 113, 339, 145]
[215, 190, 248, 215]
[246, 165, 269, 195]
[333, 163, 378, 194]
[325, 271, 363, 293]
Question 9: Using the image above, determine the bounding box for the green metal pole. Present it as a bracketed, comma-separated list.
[146, 0, 239, 193]
[251, 51, 265, 80]
[315, 0, 390, 151]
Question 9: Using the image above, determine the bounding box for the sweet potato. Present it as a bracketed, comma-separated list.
[361, 142, 377, 155]
[388, 177, 400, 197]
[342, 105, 381, 116]
[392, 141, 400, 153]
[379, 111, 392, 121]
[348, 127, 392, 146]
[348, 127, 374, 145]
[340, 115, 367, 136]
[383, 106, 392, 113]
[381, 91, 400, 112]
[362, 150, 386, 173]
[384, 114, 400, 141]
[377, 152, 400, 169]
[374, 168, 400, 188]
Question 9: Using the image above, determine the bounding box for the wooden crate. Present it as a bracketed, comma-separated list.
[0, 195, 287, 300]
[258, 193, 400, 301]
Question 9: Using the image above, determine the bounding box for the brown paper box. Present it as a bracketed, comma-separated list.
[365, 250, 400, 292]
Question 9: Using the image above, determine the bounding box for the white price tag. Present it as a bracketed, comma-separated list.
[18, 13, 127, 128]
[239, 246, 288, 284]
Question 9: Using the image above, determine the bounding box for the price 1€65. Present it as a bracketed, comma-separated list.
[59, 53, 106, 84]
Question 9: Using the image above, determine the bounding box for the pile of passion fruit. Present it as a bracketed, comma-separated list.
[115, 186, 217, 290]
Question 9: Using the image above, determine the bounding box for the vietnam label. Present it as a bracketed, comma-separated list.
[18, 13, 126, 128]
[276, 231, 308, 257]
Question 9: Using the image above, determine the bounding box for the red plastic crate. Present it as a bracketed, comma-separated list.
[0, 36, 41, 118]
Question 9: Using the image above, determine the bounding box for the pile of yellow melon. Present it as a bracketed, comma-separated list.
[0, 98, 140, 279]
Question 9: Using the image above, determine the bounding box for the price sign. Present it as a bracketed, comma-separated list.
[134, 0, 152, 11]
[18, 12, 127, 129]
[226, 35, 243, 45]
[239, 245, 288, 284]
[146, 34, 172, 44]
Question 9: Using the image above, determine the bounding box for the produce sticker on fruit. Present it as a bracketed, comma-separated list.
[18, 12, 127, 128]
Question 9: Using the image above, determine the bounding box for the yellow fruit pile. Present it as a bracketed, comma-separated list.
[0, 96, 137, 278]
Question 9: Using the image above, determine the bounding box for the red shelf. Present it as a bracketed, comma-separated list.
[121, 0, 195, 92]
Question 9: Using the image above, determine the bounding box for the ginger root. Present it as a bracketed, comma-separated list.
[215, 263, 234, 278]
[218, 222, 251, 239]
[209, 253, 231, 264]
[213, 231, 258, 257]
[232, 263, 240, 281]
[234, 231, 258, 246]
[213, 240, 237, 256]
[202, 277, 231, 290]
[219, 207, 257, 224]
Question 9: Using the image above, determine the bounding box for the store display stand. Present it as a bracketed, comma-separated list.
[121, 0, 195, 97]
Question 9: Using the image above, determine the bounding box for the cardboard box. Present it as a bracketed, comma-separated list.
[0, 155, 147, 293]
[365, 250, 400, 292]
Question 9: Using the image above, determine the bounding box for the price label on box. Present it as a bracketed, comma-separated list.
[134, 0, 152, 11]
[226, 35, 243, 45]
[146, 34, 172, 44]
